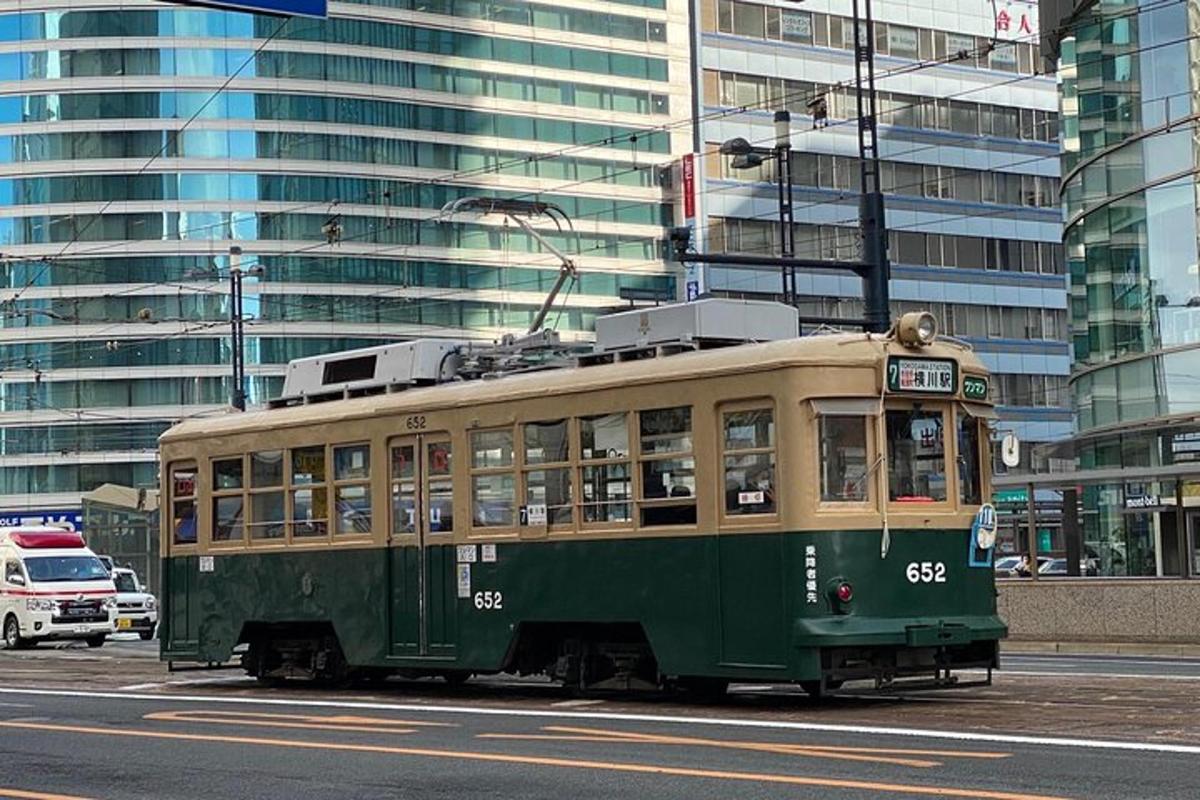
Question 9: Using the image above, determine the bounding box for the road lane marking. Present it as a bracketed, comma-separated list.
[1, 687, 1198, 756]
[0, 789, 97, 800]
[0, 719, 1070, 800]
[479, 726, 1012, 768]
[120, 676, 252, 691]
[143, 709, 454, 734]
[986, 670, 1200, 682]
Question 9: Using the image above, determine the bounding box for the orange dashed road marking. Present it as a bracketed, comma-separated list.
[478, 725, 1014, 769]
[143, 709, 454, 735]
[0, 790, 97, 800]
[0, 718, 1071, 800]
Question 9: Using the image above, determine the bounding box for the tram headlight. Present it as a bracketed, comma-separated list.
[897, 311, 937, 348]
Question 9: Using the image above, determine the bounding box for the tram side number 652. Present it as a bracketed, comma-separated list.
[905, 561, 947, 584]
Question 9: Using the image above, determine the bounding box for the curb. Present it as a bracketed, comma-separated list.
[1002, 640, 1200, 658]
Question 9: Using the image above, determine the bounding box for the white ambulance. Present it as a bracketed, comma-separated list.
[0, 527, 117, 649]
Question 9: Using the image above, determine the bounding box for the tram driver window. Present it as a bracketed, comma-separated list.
[886, 408, 947, 503]
[171, 466, 197, 545]
[819, 416, 869, 502]
[638, 406, 696, 526]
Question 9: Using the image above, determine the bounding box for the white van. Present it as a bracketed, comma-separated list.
[0, 527, 117, 649]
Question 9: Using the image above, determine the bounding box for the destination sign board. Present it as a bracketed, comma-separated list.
[176, 0, 327, 18]
[886, 356, 956, 394]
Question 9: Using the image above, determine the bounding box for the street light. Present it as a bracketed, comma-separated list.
[719, 110, 795, 305]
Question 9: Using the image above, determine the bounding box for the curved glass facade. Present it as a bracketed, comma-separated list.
[1059, 0, 1200, 575]
[0, 2, 687, 508]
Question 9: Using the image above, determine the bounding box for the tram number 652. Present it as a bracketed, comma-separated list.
[473, 591, 503, 610]
[906, 562, 947, 584]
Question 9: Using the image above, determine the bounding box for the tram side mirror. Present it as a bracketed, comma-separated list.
[1001, 432, 1020, 468]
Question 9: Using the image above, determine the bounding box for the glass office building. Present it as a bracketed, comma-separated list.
[691, 0, 1072, 478]
[1048, 0, 1200, 575]
[0, 1, 690, 513]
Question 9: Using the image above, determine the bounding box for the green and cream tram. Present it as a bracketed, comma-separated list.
[159, 300, 1004, 694]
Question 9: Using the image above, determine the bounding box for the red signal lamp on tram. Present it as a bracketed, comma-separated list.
[835, 582, 854, 603]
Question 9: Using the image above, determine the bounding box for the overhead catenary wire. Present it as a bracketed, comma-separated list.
[1, 0, 1182, 348]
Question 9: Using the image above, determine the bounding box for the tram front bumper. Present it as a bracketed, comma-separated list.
[793, 614, 1006, 648]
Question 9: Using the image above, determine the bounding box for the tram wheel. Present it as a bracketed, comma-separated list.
[441, 670, 472, 686]
[678, 677, 729, 700]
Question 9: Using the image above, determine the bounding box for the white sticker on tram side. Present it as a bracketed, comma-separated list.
[481, 544, 497, 563]
[199, 556, 214, 573]
[456, 564, 471, 599]
[456, 545, 477, 564]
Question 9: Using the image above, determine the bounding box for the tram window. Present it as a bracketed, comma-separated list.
[957, 413, 983, 505]
[333, 444, 372, 534]
[213, 496, 245, 542]
[390, 444, 417, 535]
[723, 408, 776, 515]
[638, 407, 696, 526]
[886, 409, 947, 503]
[213, 458, 243, 490]
[249, 451, 286, 539]
[171, 466, 197, 545]
[524, 421, 572, 525]
[291, 446, 328, 538]
[472, 429, 515, 527]
[580, 413, 629, 459]
[819, 416, 869, 502]
[579, 413, 631, 523]
[426, 441, 454, 533]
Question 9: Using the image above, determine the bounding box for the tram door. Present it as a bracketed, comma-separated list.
[387, 435, 457, 659]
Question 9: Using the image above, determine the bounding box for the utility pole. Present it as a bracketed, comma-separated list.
[675, 0, 891, 333]
[229, 246, 246, 411]
[774, 110, 795, 306]
[228, 246, 263, 411]
[852, 0, 891, 334]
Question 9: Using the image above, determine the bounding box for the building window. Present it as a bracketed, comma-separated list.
[638, 406, 696, 526]
[722, 407, 776, 515]
[579, 412, 632, 523]
[332, 444, 371, 534]
[472, 429, 516, 527]
[171, 465, 197, 545]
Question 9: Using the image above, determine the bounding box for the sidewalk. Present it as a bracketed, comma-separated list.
[1002, 640, 1200, 658]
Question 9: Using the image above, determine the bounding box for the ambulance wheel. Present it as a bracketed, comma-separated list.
[86, 634, 107, 648]
[3, 615, 30, 650]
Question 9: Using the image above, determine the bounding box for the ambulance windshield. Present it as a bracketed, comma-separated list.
[23, 556, 110, 583]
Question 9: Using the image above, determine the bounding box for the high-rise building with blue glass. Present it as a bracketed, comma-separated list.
[0, 0, 690, 515]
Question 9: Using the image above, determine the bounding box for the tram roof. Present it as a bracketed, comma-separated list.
[161, 333, 986, 444]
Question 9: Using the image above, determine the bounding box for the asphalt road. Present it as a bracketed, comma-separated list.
[1, 643, 1200, 799]
[0, 686, 1196, 800]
